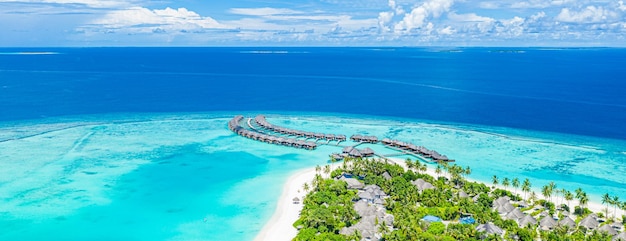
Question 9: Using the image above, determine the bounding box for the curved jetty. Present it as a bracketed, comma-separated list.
[254, 115, 346, 142]
[229, 115, 317, 150]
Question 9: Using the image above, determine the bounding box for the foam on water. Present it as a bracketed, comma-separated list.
[0, 112, 624, 240]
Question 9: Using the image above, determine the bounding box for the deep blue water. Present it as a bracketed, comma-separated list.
[1, 47, 625, 140]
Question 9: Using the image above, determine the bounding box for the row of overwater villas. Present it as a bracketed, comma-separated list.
[229, 115, 318, 150]
[254, 115, 347, 141]
[381, 138, 453, 162]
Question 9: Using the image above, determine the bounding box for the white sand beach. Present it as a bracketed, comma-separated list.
[254, 168, 316, 241]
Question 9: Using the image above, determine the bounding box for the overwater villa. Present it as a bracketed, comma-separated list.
[230, 115, 455, 161]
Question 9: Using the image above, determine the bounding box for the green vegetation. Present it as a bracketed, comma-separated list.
[293, 157, 624, 241]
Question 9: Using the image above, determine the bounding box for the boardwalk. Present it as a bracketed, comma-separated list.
[229, 114, 454, 163]
[254, 115, 346, 143]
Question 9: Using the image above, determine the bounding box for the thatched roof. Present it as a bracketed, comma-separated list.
[614, 232, 626, 241]
[539, 217, 557, 230]
[599, 224, 618, 236]
[340, 176, 364, 190]
[496, 202, 515, 214]
[505, 208, 525, 221]
[558, 216, 575, 229]
[476, 222, 504, 236]
[493, 196, 511, 207]
[411, 178, 435, 191]
[360, 147, 375, 156]
[579, 215, 599, 230]
[518, 215, 537, 228]
[382, 171, 392, 180]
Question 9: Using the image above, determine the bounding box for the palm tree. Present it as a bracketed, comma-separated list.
[612, 195, 620, 218]
[465, 166, 471, 178]
[435, 165, 442, 178]
[547, 182, 556, 203]
[502, 177, 510, 191]
[575, 187, 584, 200]
[542, 184, 552, 203]
[492, 175, 499, 188]
[602, 193, 611, 215]
[578, 192, 589, 209]
[530, 191, 537, 204]
[512, 178, 520, 194]
[560, 188, 567, 206]
[303, 182, 310, 192]
[522, 178, 531, 200]
[323, 165, 331, 177]
[405, 158, 414, 170]
[564, 190, 574, 209]
[315, 165, 321, 174]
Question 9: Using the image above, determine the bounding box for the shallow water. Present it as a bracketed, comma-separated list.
[0, 112, 624, 240]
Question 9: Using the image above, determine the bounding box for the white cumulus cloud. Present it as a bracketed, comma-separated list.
[89, 7, 223, 32]
[556, 6, 619, 23]
[448, 12, 494, 22]
[394, 0, 454, 32]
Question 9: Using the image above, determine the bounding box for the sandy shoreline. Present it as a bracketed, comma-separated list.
[255, 158, 612, 241]
[253, 168, 315, 241]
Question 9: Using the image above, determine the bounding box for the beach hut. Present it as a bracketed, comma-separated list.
[599, 225, 619, 236]
[458, 190, 469, 198]
[518, 215, 537, 228]
[381, 138, 392, 145]
[340, 176, 365, 190]
[360, 147, 375, 157]
[348, 148, 363, 158]
[476, 222, 504, 236]
[411, 179, 435, 192]
[494, 196, 511, 206]
[506, 208, 525, 221]
[422, 215, 442, 222]
[342, 146, 354, 153]
[496, 203, 515, 214]
[292, 197, 300, 204]
[358, 191, 375, 203]
[382, 171, 392, 181]
[330, 153, 344, 161]
[558, 216, 576, 229]
[539, 216, 557, 230]
[579, 215, 600, 230]
[614, 232, 626, 241]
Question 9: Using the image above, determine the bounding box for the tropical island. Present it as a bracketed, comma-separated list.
[233, 115, 626, 241]
[287, 157, 626, 241]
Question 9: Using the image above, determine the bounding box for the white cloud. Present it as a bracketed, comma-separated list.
[394, 0, 455, 32]
[619, 1, 626, 11]
[448, 12, 494, 22]
[439, 25, 455, 34]
[510, 0, 576, 9]
[89, 7, 223, 32]
[556, 6, 619, 23]
[229, 8, 303, 16]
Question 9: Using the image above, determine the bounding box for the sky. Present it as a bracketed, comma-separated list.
[1, 0, 625, 46]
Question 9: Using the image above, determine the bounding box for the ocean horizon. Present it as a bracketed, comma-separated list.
[1, 47, 625, 240]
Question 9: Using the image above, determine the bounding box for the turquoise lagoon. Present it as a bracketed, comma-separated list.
[0, 112, 625, 241]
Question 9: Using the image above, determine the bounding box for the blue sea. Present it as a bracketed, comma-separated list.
[1, 47, 625, 240]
